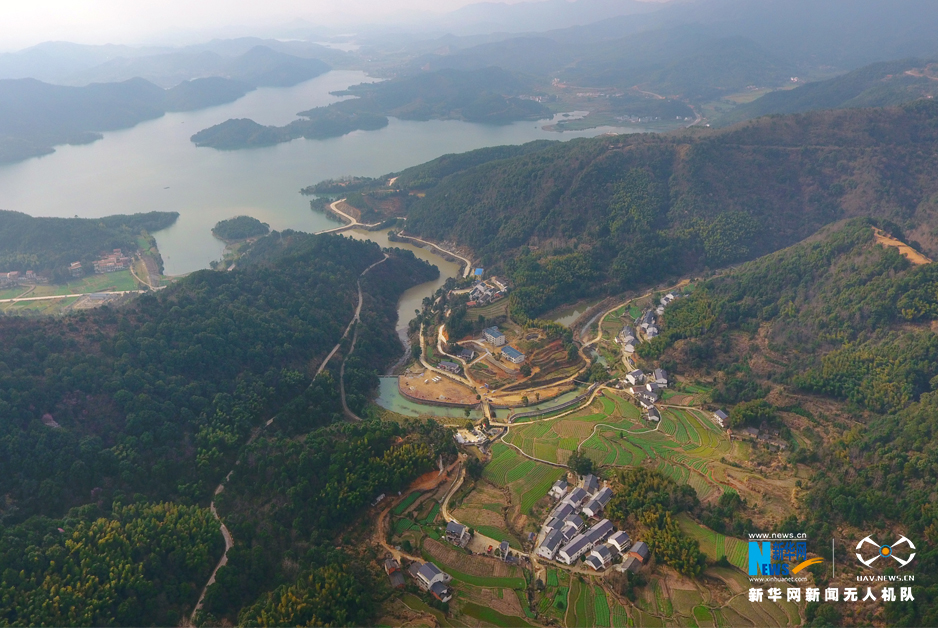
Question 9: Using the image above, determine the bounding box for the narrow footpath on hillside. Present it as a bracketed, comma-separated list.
[187, 253, 389, 626]
[339, 254, 389, 421]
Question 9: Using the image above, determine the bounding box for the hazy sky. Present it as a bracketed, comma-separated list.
[1, 0, 626, 50]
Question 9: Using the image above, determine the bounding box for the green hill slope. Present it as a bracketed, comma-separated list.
[0, 210, 178, 281]
[717, 58, 938, 126]
[337, 100, 938, 319]
[633, 219, 938, 626]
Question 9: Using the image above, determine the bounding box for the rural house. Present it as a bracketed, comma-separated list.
[549, 478, 568, 499]
[537, 529, 564, 560]
[483, 326, 506, 346]
[629, 541, 650, 564]
[607, 530, 631, 553]
[501, 346, 526, 364]
[712, 409, 729, 428]
[446, 521, 471, 547]
[585, 544, 613, 571]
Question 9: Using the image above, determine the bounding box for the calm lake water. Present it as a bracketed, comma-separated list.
[0, 70, 639, 276]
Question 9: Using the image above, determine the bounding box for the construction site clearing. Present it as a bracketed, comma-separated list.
[399, 367, 479, 406]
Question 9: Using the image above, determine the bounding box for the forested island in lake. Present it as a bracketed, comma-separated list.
[212, 216, 270, 241]
[190, 67, 551, 149]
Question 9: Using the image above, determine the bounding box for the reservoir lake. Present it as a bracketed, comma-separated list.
[0, 70, 639, 345]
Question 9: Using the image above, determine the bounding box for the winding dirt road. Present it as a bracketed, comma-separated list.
[188, 253, 389, 624]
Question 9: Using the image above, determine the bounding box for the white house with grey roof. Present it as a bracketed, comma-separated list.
[625, 369, 645, 385]
[483, 326, 506, 347]
[415, 562, 451, 590]
[563, 487, 589, 507]
[607, 530, 631, 553]
[557, 518, 615, 565]
[537, 529, 564, 560]
[446, 521, 470, 547]
[562, 515, 585, 540]
[585, 544, 613, 571]
[549, 478, 569, 499]
[551, 501, 576, 521]
[581, 487, 613, 518]
[712, 409, 729, 428]
[557, 532, 592, 565]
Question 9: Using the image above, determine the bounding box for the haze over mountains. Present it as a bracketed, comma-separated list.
[0, 46, 330, 163]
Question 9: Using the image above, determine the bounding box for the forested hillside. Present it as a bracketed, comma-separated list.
[0, 232, 435, 521]
[0, 232, 439, 625]
[718, 58, 938, 126]
[191, 67, 550, 149]
[339, 100, 938, 320]
[634, 220, 938, 626]
[0, 210, 177, 281]
[196, 420, 455, 626]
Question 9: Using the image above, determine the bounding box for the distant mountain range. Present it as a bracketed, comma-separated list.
[0, 46, 330, 163]
[0, 38, 341, 87]
[389, 0, 938, 107]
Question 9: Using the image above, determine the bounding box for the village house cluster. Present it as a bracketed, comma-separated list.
[92, 249, 132, 274]
[709, 409, 788, 448]
[0, 270, 49, 287]
[616, 292, 681, 355]
[483, 325, 526, 364]
[535, 473, 649, 573]
[620, 368, 669, 424]
[466, 272, 509, 308]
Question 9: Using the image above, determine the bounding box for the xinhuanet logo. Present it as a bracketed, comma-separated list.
[748, 536, 822, 579]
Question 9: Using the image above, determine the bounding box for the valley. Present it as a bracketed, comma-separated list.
[4, 2, 938, 625]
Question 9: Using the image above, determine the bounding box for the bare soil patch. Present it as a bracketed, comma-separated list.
[453, 506, 505, 528]
[873, 228, 932, 265]
[423, 538, 519, 578]
[400, 370, 477, 405]
[474, 588, 525, 618]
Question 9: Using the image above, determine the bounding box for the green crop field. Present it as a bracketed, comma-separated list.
[484, 443, 525, 484]
[392, 492, 422, 515]
[421, 502, 441, 524]
[546, 570, 559, 587]
[593, 587, 611, 627]
[611, 602, 631, 628]
[474, 525, 521, 548]
[517, 465, 565, 513]
[424, 556, 526, 590]
[677, 513, 748, 571]
[506, 459, 537, 483]
[392, 518, 414, 534]
[553, 586, 569, 610]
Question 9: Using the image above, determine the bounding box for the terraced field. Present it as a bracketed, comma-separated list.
[483, 442, 564, 514]
[472, 380, 805, 628]
[677, 513, 749, 571]
[499, 391, 748, 505]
